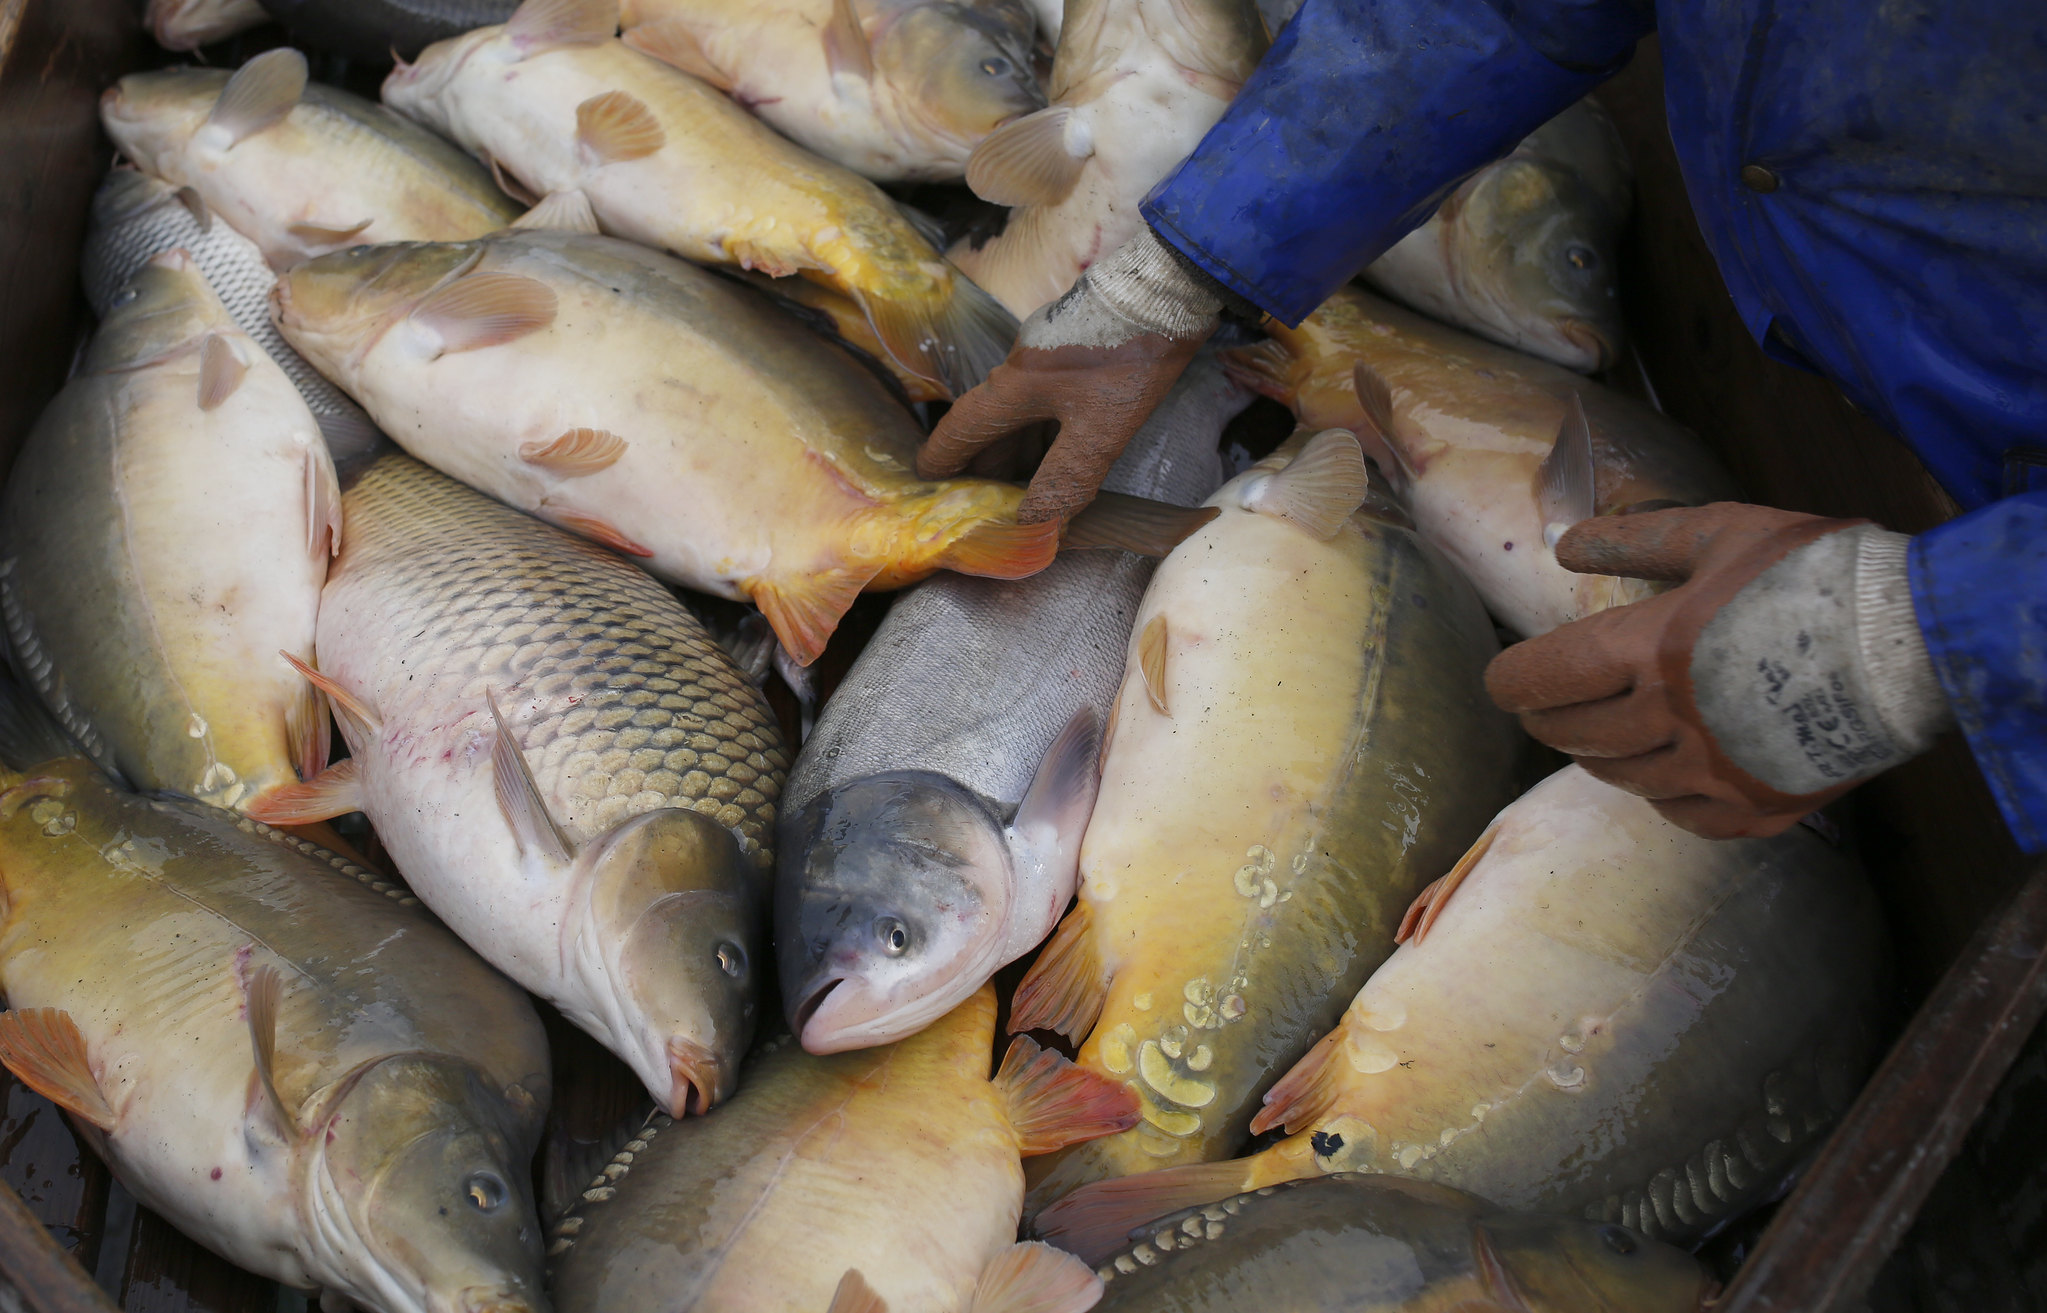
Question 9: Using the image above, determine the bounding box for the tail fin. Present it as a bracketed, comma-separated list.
[0, 672, 80, 773]
[1033, 1160, 1257, 1266]
[859, 267, 1018, 398]
[1062, 493, 1218, 558]
[936, 517, 1061, 581]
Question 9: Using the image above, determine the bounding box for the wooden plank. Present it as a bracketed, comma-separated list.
[0, 1162, 115, 1313]
[0, 1075, 110, 1277]
[116, 1210, 276, 1313]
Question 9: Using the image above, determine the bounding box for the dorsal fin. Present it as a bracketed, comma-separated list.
[821, 0, 874, 80]
[244, 963, 296, 1138]
[207, 48, 306, 147]
[1538, 392, 1597, 547]
[1239, 429, 1369, 539]
[506, 0, 618, 56]
[487, 689, 574, 863]
[826, 1270, 887, 1313]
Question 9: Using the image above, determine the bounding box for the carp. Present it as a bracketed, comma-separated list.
[148, 0, 268, 51]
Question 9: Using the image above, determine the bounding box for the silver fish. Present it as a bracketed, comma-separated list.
[777, 354, 1246, 1053]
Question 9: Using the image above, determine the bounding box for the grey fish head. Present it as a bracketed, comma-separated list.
[776, 771, 1012, 1054]
[82, 249, 223, 374]
[877, 2, 1047, 142]
[316, 1056, 552, 1313]
[1458, 157, 1625, 373]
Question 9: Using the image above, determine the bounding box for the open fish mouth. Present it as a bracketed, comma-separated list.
[666, 1036, 724, 1118]
[791, 977, 844, 1040]
[1556, 316, 1618, 372]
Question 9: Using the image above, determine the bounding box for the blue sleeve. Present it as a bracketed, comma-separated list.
[1140, 0, 1654, 326]
[1909, 491, 2047, 853]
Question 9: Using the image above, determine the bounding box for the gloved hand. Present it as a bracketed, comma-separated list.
[1485, 503, 1954, 838]
[918, 226, 1223, 524]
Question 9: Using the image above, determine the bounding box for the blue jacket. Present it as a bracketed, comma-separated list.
[1142, 0, 2047, 851]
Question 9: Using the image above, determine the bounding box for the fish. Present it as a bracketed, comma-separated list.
[148, 0, 269, 51]
[1361, 98, 1634, 372]
[1009, 429, 1525, 1216]
[948, 0, 1268, 318]
[101, 48, 520, 271]
[619, 0, 1045, 184]
[0, 250, 336, 814]
[254, 0, 523, 63]
[727, 269, 951, 402]
[1038, 765, 1890, 1254]
[1221, 284, 1739, 637]
[0, 678, 553, 1313]
[777, 354, 1244, 1054]
[546, 986, 1134, 1312]
[1084, 1174, 1718, 1311]
[382, 0, 1017, 397]
[271, 231, 1200, 667]
[246, 451, 785, 1122]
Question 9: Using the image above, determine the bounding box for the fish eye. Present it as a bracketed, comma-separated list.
[1566, 244, 1598, 271]
[876, 916, 910, 956]
[715, 941, 746, 977]
[1598, 1225, 1638, 1255]
[110, 286, 140, 308]
[979, 56, 1011, 76]
[465, 1171, 507, 1213]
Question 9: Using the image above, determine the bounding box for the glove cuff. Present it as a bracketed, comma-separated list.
[1026, 227, 1222, 350]
[1853, 529, 1954, 754]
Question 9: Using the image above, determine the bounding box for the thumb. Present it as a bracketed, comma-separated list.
[1553, 502, 1820, 581]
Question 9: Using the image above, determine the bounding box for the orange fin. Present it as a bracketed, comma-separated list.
[1137, 615, 1169, 716]
[826, 1270, 886, 1313]
[965, 1242, 1101, 1313]
[287, 217, 373, 247]
[1241, 428, 1368, 539]
[197, 334, 247, 411]
[551, 508, 653, 557]
[1034, 1162, 1253, 1267]
[622, 17, 733, 90]
[966, 106, 1085, 207]
[937, 517, 1060, 581]
[1248, 1024, 1347, 1136]
[995, 1036, 1139, 1157]
[1396, 823, 1498, 946]
[245, 758, 361, 826]
[488, 689, 574, 863]
[750, 565, 878, 668]
[821, 0, 873, 80]
[577, 90, 666, 165]
[1008, 901, 1107, 1043]
[284, 670, 332, 784]
[510, 189, 601, 235]
[206, 47, 305, 146]
[521, 427, 627, 477]
[243, 963, 295, 1137]
[506, 0, 618, 56]
[277, 650, 382, 740]
[0, 1009, 115, 1131]
[306, 446, 342, 558]
[412, 272, 558, 357]
[1217, 338, 1298, 405]
[1062, 492, 1216, 558]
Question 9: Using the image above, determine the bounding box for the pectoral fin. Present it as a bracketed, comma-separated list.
[1395, 822, 1498, 946]
[510, 189, 601, 235]
[284, 672, 332, 784]
[750, 565, 880, 668]
[521, 427, 627, 476]
[1240, 428, 1368, 539]
[245, 758, 361, 827]
[0, 1009, 115, 1131]
[826, 1271, 887, 1313]
[287, 218, 374, 247]
[1538, 392, 1597, 547]
[206, 47, 305, 146]
[1349, 360, 1414, 487]
[243, 963, 296, 1139]
[488, 689, 574, 864]
[1005, 709, 1100, 953]
[994, 1036, 1138, 1156]
[197, 334, 247, 411]
[821, 0, 873, 81]
[623, 18, 734, 90]
[964, 1242, 1101, 1313]
[411, 273, 558, 357]
[1007, 902, 1107, 1043]
[306, 445, 342, 557]
[506, 0, 618, 56]
[1137, 616, 1169, 716]
[550, 509, 654, 558]
[576, 91, 666, 165]
[1248, 1023, 1346, 1136]
[278, 651, 382, 740]
[966, 107, 1087, 207]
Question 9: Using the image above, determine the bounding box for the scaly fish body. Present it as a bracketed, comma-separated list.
[148, 0, 269, 51]
[256, 0, 523, 62]
[384, 0, 1016, 395]
[1223, 285, 1738, 637]
[1013, 433, 1522, 1213]
[1362, 99, 1634, 372]
[0, 750, 551, 1313]
[949, 0, 1267, 317]
[777, 356, 1243, 1052]
[101, 54, 518, 270]
[620, 0, 1044, 183]
[1044, 767, 1889, 1251]
[0, 251, 334, 812]
[289, 452, 785, 1120]
[1087, 1175, 1715, 1311]
[547, 987, 1127, 1311]
[273, 231, 1056, 666]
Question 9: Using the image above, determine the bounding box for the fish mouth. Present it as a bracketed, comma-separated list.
[792, 977, 843, 1043]
[666, 1037, 723, 1118]
[1556, 317, 1619, 372]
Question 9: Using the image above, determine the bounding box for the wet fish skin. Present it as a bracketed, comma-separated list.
[148, 0, 269, 51]
[777, 355, 1244, 1053]
[0, 250, 334, 813]
[1086, 1175, 1715, 1311]
[0, 743, 552, 1313]
[297, 452, 784, 1120]
[1223, 284, 1738, 637]
[620, 0, 1046, 183]
[101, 54, 519, 271]
[257, 0, 522, 62]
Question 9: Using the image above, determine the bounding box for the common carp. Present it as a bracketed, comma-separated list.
[777, 355, 1243, 1054]
[1362, 99, 1634, 372]
[547, 986, 1132, 1311]
[1222, 285, 1737, 637]
[0, 250, 336, 814]
[383, 0, 1016, 396]
[1085, 1175, 1717, 1311]
[620, 0, 1044, 183]
[274, 232, 1188, 667]
[949, 0, 1267, 317]
[148, 0, 269, 51]
[1039, 766, 1888, 1252]
[101, 48, 519, 270]
[247, 452, 786, 1120]
[256, 0, 523, 63]
[1010, 430, 1523, 1215]
[0, 683, 552, 1313]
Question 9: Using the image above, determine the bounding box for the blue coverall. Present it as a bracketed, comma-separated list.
[1140, 0, 2047, 851]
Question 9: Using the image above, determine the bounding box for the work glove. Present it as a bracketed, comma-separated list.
[1485, 503, 1953, 838]
[918, 226, 1223, 524]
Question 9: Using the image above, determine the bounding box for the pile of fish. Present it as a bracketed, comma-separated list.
[0, 0, 1894, 1309]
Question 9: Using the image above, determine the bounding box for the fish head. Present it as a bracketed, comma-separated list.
[877, 3, 1047, 145]
[579, 805, 759, 1118]
[1454, 158, 1624, 373]
[83, 249, 223, 374]
[99, 67, 226, 177]
[381, 27, 501, 127]
[1480, 1215, 1718, 1311]
[317, 1056, 549, 1313]
[272, 240, 484, 375]
[776, 772, 1010, 1055]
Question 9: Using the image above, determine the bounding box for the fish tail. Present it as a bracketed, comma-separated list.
[1009, 901, 1108, 1044]
[1033, 1158, 1261, 1267]
[1248, 1022, 1348, 1135]
[857, 266, 1018, 398]
[936, 516, 1061, 581]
